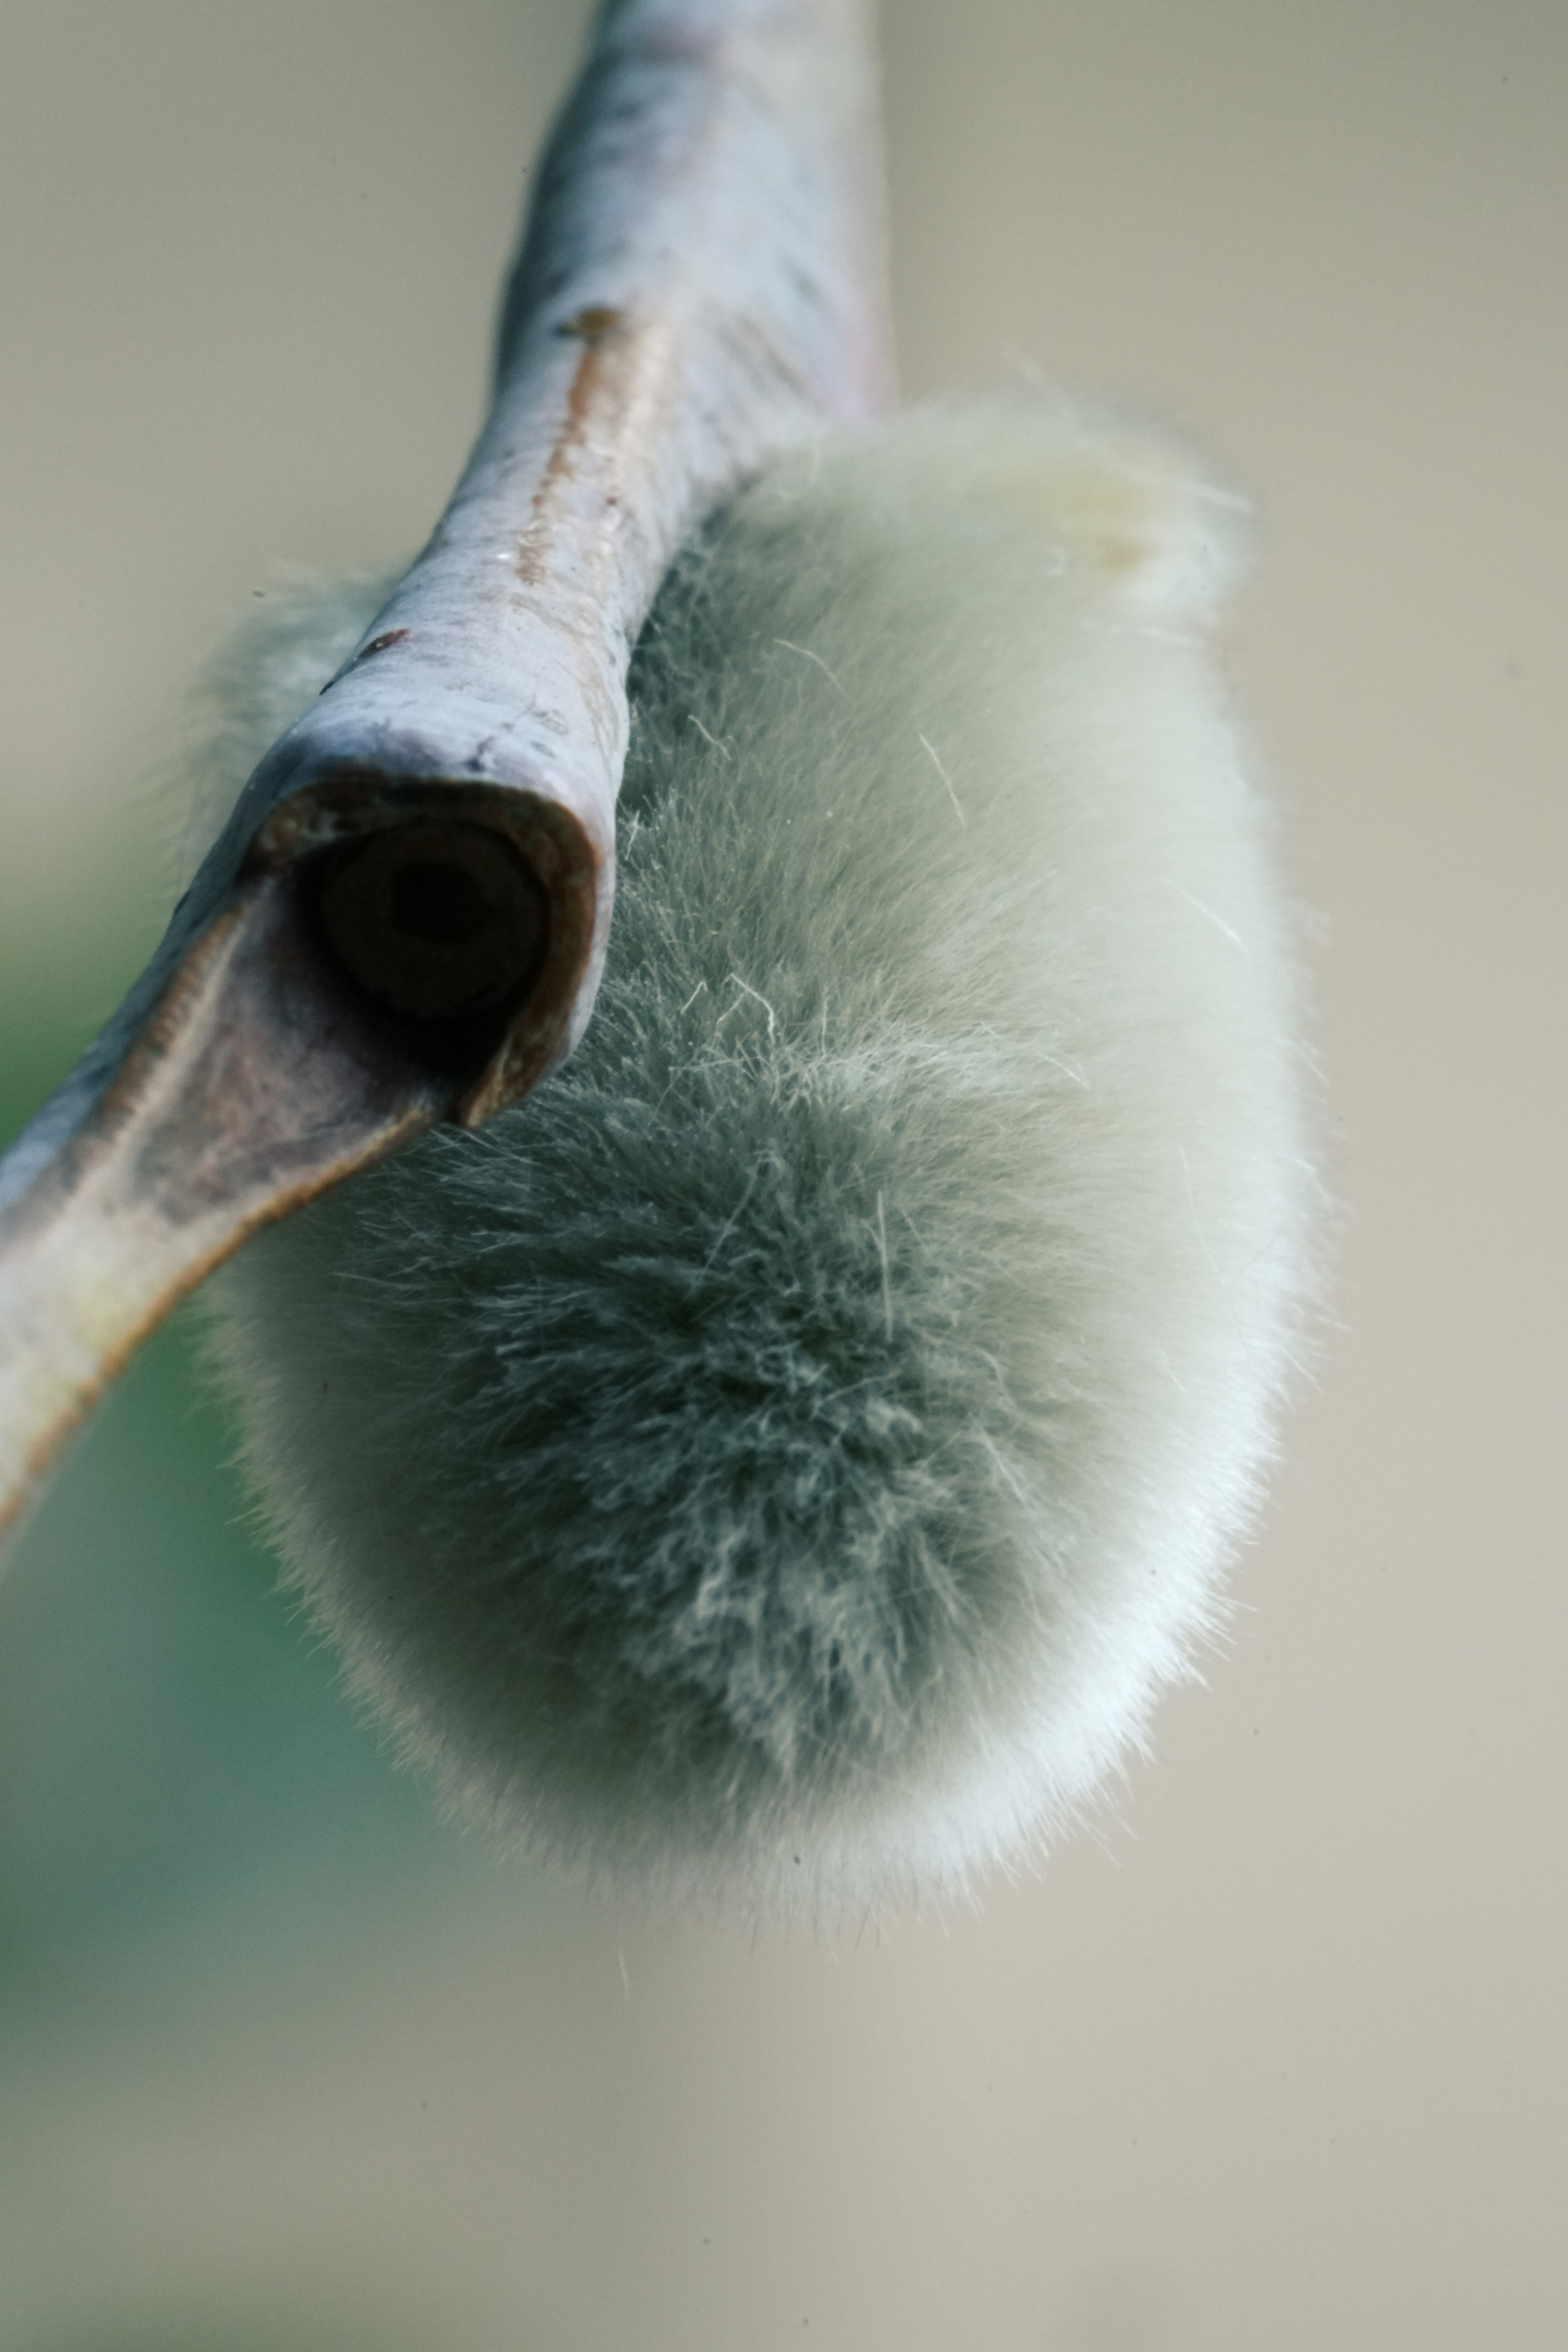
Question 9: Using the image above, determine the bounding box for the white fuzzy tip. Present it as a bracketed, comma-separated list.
[201, 403, 1315, 1918]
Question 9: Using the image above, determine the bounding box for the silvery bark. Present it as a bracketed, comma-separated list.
[0, 0, 889, 1536]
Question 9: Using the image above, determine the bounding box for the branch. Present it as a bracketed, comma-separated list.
[0, 0, 889, 1538]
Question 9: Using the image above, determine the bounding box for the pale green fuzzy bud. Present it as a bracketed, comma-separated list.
[200, 402, 1316, 1918]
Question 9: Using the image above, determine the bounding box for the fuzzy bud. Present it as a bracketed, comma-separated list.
[205, 404, 1314, 1917]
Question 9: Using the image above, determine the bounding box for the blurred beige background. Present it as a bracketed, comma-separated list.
[1, 2, 1565, 2347]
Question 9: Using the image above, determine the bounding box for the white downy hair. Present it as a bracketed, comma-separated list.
[194, 401, 1316, 1918]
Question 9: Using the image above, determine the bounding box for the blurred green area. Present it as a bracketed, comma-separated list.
[0, 928, 533, 2347]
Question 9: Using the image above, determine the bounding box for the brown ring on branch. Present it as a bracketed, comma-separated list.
[249, 773, 605, 1127]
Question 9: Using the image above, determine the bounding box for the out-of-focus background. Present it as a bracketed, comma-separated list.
[1, 2, 1564, 2345]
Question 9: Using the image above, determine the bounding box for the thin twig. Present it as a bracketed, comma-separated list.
[0, 0, 890, 1538]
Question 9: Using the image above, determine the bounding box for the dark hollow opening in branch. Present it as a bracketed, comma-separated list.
[312, 820, 549, 1026]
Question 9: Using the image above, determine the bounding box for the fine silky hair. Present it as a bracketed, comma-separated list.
[194, 401, 1315, 1918]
